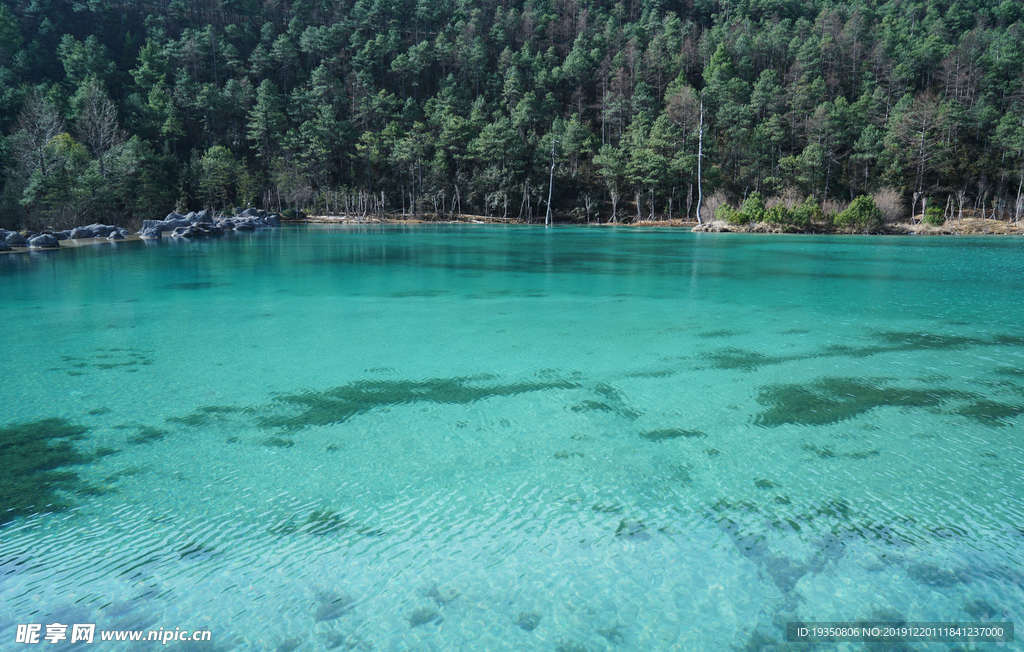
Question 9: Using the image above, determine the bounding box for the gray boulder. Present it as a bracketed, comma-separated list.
[71, 223, 121, 238]
[107, 231, 125, 240]
[165, 212, 185, 221]
[139, 221, 164, 239]
[193, 222, 224, 235]
[70, 226, 96, 238]
[163, 217, 191, 231]
[241, 208, 261, 217]
[89, 224, 119, 237]
[0, 240, 10, 251]
[5, 231, 28, 246]
[233, 221, 255, 231]
[54, 230, 73, 241]
[28, 234, 60, 248]
[195, 208, 212, 222]
[264, 215, 281, 226]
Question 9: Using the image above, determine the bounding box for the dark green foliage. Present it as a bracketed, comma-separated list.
[639, 428, 706, 441]
[259, 377, 578, 430]
[0, 418, 91, 524]
[923, 206, 945, 226]
[738, 192, 766, 223]
[790, 199, 822, 229]
[836, 195, 884, 231]
[754, 378, 968, 427]
[764, 205, 791, 225]
[3, 0, 1023, 225]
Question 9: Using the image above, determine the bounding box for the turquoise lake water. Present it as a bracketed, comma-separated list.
[1, 225, 1022, 651]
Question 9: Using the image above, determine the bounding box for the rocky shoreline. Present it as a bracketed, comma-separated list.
[691, 217, 1024, 236]
[3, 212, 1019, 254]
[0, 208, 282, 254]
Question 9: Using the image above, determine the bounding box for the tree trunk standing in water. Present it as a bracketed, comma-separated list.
[695, 99, 704, 224]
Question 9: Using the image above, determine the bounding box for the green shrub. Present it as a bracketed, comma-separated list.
[790, 198, 821, 229]
[282, 208, 297, 219]
[714, 204, 736, 223]
[836, 195, 884, 231]
[740, 192, 766, 222]
[923, 206, 945, 226]
[765, 205, 791, 225]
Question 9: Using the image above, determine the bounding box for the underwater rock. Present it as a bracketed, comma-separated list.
[406, 605, 441, 627]
[313, 592, 354, 622]
[903, 562, 972, 587]
[514, 611, 542, 631]
[640, 428, 706, 441]
[28, 234, 59, 248]
[615, 519, 651, 540]
[425, 584, 459, 606]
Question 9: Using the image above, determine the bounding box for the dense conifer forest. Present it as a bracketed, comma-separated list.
[1, 0, 1023, 229]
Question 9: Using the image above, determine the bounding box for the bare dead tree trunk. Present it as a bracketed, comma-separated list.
[696, 99, 704, 224]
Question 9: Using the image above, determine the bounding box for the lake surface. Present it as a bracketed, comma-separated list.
[1, 225, 1022, 651]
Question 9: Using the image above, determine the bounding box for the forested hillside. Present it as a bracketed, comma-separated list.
[1, 0, 1023, 229]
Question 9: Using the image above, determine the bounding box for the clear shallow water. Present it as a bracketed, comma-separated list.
[1, 225, 1022, 651]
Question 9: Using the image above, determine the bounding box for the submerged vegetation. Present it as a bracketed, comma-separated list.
[754, 377, 968, 427]
[0, 418, 92, 524]
[259, 376, 578, 430]
[2, 0, 1024, 229]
